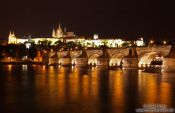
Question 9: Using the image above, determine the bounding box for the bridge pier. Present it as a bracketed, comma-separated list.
[122, 58, 138, 69]
[97, 45, 109, 67]
[97, 58, 109, 66]
[60, 51, 72, 66]
[162, 58, 175, 71]
[74, 49, 88, 66]
[75, 58, 88, 66]
[42, 51, 49, 65]
[122, 47, 138, 69]
[162, 45, 175, 72]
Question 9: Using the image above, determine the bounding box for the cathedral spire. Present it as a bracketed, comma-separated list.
[56, 23, 63, 38]
[64, 27, 66, 33]
[12, 31, 15, 37]
[59, 23, 61, 30]
[8, 30, 17, 44]
[52, 28, 56, 37]
[8, 30, 16, 38]
[9, 31, 12, 37]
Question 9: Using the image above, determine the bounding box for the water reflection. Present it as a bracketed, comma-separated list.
[109, 70, 125, 113]
[8, 65, 12, 71]
[22, 65, 28, 71]
[0, 65, 174, 113]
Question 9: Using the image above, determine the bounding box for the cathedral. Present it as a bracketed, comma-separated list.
[8, 24, 76, 45]
[52, 24, 64, 38]
[8, 31, 17, 44]
[52, 24, 76, 38]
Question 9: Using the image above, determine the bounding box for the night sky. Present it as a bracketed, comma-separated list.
[0, 0, 175, 40]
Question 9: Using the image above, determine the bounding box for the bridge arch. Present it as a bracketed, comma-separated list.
[109, 52, 125, 66]
[138, 51, 164, 67]
[88, 53, 101, 65]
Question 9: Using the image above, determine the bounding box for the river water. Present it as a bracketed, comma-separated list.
[0, 65, 174, 113]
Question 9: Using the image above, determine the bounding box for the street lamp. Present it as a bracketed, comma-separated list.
[163, 41, 167, 45]
[150, 40, 154, 44]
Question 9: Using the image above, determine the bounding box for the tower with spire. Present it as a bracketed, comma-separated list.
[8, 31, 17, 44]
[52, 28, 56, 38]
[52, 23, 64, 38]
[52, 23, 76, 38]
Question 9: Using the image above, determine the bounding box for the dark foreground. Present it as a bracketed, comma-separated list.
[0, 65, 175, 113]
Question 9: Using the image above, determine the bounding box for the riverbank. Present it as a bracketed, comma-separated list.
[0, 62, 43, 65]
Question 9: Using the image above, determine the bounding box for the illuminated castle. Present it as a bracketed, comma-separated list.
[8, 24, 76, 44]
[7, 23, 145, 47]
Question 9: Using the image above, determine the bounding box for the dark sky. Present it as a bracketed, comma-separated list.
[0, 0, 175, 39]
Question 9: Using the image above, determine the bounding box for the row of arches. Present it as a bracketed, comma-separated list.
[87, 52, 164, 67]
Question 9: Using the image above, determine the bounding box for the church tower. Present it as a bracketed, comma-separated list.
[52, 28, 56, 37]
[8, 31, 17, 44]
[56, 23, 63, 38]
[52, 23, 64, 38]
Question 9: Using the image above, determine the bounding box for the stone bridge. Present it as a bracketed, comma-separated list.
[55, 45, 171, 65]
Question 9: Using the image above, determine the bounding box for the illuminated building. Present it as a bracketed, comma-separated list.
[7, 24, 145, 47]
[135, 38, 145, 47]
[8, 24, 77, 45]
[8, 31, 17, 44]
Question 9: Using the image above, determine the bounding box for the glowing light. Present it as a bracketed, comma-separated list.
[25, 42, 31, 49]
[8, 65, 12, 71]
[150, 40, 154, 44]
[136, 39, 144, 46]
[110, 63, 113, 66]
[117, 62, 120, 66]
[93, 34, 98, 40]
[163, 41, 167, 45]
[22, 65, 28, 71]
[139, 64, 142, 67]
[72, 61, 76, 65]
[42, 65, 46, 71]
[143, 64, 146, 67]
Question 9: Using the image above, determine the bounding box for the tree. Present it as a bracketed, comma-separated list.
[102, 40, 108, 46]
[121, 42, 130, 48]
[66, 41, 77, 50]
[16, 44, 27, 60]
[55, 40, 65, 50]
[28, 44, 37, 60]
[5, 44, 18, 58]
[0, 45, 4, 59]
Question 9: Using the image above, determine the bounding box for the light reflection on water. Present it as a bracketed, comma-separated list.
[0, 65, 174, 113]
